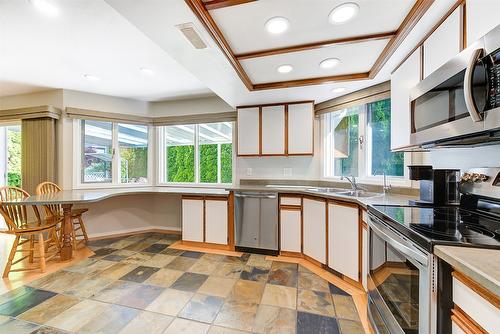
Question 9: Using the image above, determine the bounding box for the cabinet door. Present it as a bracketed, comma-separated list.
[328, 202, 359, 281]
[182, 199, 204, 242]
[237, 107, 260, 155]
[205, 199, 228, 245]
[261, 105, 285, 155]
[466, 0, 500, 45]
[288, 103, 313, 155]
[391, 48, 420, 150]
[423, 7, 461, 78]
[280, 208, 301, 253]
[303, 198, 326, 264]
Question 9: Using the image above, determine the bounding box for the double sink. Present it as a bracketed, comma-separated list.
[266, 185, 384, 198]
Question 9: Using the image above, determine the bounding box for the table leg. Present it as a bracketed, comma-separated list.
[60, 203, 73, 261]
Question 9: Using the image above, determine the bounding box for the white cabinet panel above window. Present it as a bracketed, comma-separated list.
[237, 107, 260, 155]
[261, 105, 285, 155]
[288, 103, 314, 155]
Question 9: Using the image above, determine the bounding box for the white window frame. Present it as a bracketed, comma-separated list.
[321, 101, 413, 188]
[0, 121, 21, 187]
[73, 119, 154, 189]
[156, 122, 235, 188]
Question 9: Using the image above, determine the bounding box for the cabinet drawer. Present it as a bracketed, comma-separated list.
[280, 196, 302, 206]
[452, 273, 500, 333]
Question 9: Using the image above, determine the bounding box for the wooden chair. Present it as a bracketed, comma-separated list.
[36, 182, 89, 249]
[0, 186, 61, 278]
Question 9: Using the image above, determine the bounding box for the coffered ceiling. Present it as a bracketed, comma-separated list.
[186, 0, 434, 91]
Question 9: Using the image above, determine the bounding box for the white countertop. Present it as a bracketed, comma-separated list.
[434, 245, 500, 297]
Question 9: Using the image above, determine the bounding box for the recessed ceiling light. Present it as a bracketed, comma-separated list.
[83, 74, 100, 81]
[139, 67, 155, 75]
[277, 64, 293, 73]
[332, 87, 346, 94]
[30, 0, 59, 17]
[329, 2, 359, 25]
[319, 58, 341, 69]
[265, 17, 290, 34]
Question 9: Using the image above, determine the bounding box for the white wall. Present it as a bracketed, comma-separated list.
[150, 95, 233, 117]
[236, 118, 321, 181]
[0, 89, 63, 109]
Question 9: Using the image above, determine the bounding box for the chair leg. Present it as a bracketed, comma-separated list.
[38, 233, 46, 273]
[3, 235, 20, 278]
[29, 235, 35, 263]
[78, 215, 89, 244]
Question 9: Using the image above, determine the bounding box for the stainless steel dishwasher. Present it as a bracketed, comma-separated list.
[234, 191, 278, 255]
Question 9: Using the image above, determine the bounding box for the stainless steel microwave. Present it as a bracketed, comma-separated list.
[410, 24, 500, 148]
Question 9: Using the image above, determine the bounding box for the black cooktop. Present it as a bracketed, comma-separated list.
[368, 204, 500, 252]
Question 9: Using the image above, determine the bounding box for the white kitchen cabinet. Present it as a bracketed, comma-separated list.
[237, 107, 260, 155]
[287, 103, 314, 155]
[452, 273, 500, 333]
[280, 208, 301, 253]
[391, 48, 421, 150]
[182, 198, 204, 242]
[261, 105, 285, 155]
[423, 7, 461, 78]
[205, 199, 228, 245]
[303, 198, 326, 264]
[328, 202, 359, 281]
[466, 0, 500, 46]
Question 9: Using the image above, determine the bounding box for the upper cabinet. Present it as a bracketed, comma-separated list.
[237, 107, 260, 156]
[261, 105, 285, 155]
[423, 6, 461, 78]
[288, 103, 314, 155]
[237, 102, 314, 157]
[466, 0, 500, 45]
[391, 48, 421, 150]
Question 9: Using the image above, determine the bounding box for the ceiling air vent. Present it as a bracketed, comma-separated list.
[176, 23, 207, 49]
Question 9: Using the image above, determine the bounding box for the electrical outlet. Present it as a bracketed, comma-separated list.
[283, 168, 292, 177]
[246, 168, 253, 176]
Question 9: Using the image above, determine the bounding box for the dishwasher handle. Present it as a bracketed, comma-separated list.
[234, 193, 277, 199]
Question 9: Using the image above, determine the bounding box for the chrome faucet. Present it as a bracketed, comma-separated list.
[382, 172, 392, 194]
[341, 175, 359, 191]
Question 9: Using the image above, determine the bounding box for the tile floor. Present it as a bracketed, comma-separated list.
[0, 233, 365, 334]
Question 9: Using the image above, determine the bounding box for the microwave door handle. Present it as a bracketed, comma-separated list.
[464, 48, 484, 122]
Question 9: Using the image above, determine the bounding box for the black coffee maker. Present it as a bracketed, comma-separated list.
[408, 165, 460, 206]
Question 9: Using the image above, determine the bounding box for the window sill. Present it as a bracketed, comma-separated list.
[155, 183, 233, 189]
[73, 182, 153, 190]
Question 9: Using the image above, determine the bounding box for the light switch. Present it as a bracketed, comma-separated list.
[283, 168, 292, 177]
[246, 168, 253, 176]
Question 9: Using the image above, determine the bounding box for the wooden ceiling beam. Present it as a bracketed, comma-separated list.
[235, 31, 396, 60]
[203, 0, 257, 10]
[185, 0, 254, 90]
[369, 0, 434, 78]
[252, 72, 370, 91]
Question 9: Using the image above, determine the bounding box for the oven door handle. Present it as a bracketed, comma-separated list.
[464, 48, 485, 122]
[368, 215, 428, 267]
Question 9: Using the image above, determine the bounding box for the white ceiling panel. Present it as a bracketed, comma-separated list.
[0, 0, 211, 101]
[241, 39, 389, 84]
[211, 0, 415, 54]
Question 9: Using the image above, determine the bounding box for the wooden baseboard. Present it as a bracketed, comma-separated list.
[180, 240, 234, 251]
[169, 240, 242, 257]
[280, 251, 302, 258]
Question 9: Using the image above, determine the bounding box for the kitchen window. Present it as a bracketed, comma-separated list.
[0, 124, 21, 187]
[323, 98, 406, 182]
[77, 120, 152, 187]
[157, 122, 233, 185]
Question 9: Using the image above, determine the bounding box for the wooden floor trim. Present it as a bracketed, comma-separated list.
[169, 240, 243, 257]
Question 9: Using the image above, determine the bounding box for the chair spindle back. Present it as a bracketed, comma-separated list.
[36, 182, 63, 217]
[0, 186, 38, 231]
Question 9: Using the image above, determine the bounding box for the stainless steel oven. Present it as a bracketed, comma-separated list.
[367, 214, 437, 334]
[410, 24, 500, 148]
